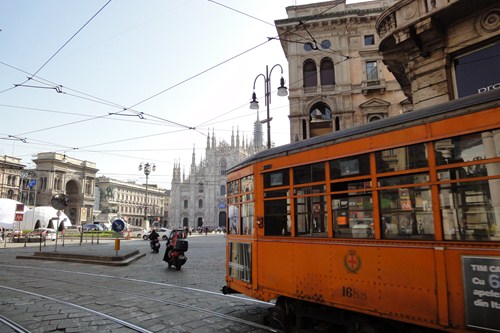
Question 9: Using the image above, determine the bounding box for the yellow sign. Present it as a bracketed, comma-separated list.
[80, 207, 87, 222]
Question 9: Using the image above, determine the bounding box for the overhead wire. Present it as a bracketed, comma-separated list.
[30, 0, 113, 79]
[1, 3, 279, 153]
[2, 1, 348, 169]
[196, 0, 347, 130]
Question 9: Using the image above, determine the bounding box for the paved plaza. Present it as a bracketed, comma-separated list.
[0, 233, 277, 333]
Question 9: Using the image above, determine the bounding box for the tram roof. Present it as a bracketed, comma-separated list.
[231, 89, 500, 172]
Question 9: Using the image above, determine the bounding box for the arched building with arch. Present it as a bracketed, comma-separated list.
[275, 0, 409, 142]
[32, 152, 98, 226]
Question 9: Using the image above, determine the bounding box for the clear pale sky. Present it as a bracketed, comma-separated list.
[0, 0, 363, 189]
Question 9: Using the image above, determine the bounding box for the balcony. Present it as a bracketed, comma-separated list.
[361, 79, 386, 95]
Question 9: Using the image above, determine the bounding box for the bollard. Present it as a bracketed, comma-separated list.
[114, 239, 120, 256]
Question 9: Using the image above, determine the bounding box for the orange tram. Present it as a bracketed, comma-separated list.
[223, 89, 500, 333]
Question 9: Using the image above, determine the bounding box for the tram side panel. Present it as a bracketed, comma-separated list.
[444, 248, 500, 332]
[256, 240, 441, 327]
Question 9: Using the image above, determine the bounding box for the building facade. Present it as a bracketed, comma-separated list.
[275, 0, 408, 142]
[170, 129, 261, 229]
[0, 155, 25, 201]
[376, 0, 499, 107]
[32, 152, 98, 226]
[95, 177, 167, 229]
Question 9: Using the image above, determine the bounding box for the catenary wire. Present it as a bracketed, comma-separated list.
[3, 1, 352, 169]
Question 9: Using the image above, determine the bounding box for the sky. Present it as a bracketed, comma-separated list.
[1, 0, 362, 190]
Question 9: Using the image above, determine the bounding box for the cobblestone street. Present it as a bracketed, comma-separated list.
[0, 234, 276, 333]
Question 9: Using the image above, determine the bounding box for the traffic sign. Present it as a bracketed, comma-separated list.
[112, 219, 126, 233]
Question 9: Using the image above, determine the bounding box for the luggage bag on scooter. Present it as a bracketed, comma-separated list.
[174, 239, 188, 252]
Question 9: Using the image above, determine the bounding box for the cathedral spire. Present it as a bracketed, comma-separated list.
[206, 130, 210, 149]
[236, 126, 240, 148]
[212, 128, 216, 148]
[231, 127, 235, 148]
[254, 110, 263, 150]
[191, 145, 196, 173]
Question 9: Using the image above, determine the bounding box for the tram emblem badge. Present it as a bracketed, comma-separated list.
[344, 250, 362, 273]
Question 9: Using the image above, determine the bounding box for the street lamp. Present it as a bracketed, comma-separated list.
[138, 162, 156, 225]
[250, 64, 288, 149]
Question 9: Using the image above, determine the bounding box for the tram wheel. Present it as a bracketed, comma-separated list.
[357, 324, 386, 333]
[295, 314, 308, 329]
[263, 301, 291, 330]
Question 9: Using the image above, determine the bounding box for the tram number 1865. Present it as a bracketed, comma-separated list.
[342, 286, 367, 300]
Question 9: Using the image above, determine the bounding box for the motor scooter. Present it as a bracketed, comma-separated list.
[149, 234, 160, 253]
[163, 229, 188, 270]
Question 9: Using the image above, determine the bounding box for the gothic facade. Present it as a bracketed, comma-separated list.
[170, 128, 263, 229]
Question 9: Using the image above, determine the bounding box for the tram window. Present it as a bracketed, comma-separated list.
[295, 187, 327, 237]
[244, 192, 254, 201]
[227, 196, 240, 204]
[228, 242, 252, 282]
[228, 204, 240, 234]
[264, 189, 289, 198]
[293, 163, 325, 184]
[375, 143, 428, 172]
[379, 186, 434, 240]
[437, 163, 492, 181]
[241, 202, 254, 235]
[435, 132, 489, 166]
[264, 199, 291, 236]
[330, 154, 370, 179]
[331, 180, 371, 192]
[228, 180, 240, 195]
[241, 175, 254, 193]
[440, 179, 499, 241]
[332, 193, 373, 239]
[264, 170, 290, 188]
[378, 173, 429, 187]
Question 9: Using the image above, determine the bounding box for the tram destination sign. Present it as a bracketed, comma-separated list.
[462, 256, 500, 332]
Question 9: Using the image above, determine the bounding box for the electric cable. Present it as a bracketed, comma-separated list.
[30, 0, 113, 79]
[1, 1, 361, 169]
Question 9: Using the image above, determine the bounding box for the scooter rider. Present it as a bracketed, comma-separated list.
[149, 229, 160, 252]
[149, 229, 159, 241]
[163, 230, 178, 261]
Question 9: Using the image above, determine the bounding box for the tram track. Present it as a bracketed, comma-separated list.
[0, 314, 30, 333]
[0, 264, 279, 333]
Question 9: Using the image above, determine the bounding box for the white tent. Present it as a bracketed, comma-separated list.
[23, 206, 72, 230]
[0, 198, 29, 229]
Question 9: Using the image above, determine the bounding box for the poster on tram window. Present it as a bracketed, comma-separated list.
[462, 256, 500, 332]
[398, 188, 412, 210]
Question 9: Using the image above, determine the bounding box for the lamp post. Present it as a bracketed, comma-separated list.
[250, 64, 288, 149]
[138, 162, 155, 226]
